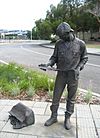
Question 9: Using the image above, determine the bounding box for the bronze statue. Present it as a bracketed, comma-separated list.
[39, 22, 88, 130]
[9, 103, 35, 129]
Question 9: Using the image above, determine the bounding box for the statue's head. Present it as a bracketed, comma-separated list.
[56, 22, 74, 41]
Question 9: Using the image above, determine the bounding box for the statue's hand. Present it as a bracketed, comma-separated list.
[76, 64, 84, 71]
[38, 64, 48, 67]
[80, 65, 84, 71]
[73, 68, 80, 80]
[38, 64, 48, 71]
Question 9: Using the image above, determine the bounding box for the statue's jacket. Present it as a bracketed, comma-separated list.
[49, 37, 88, 72]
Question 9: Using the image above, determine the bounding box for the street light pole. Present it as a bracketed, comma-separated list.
[31, 30, 32, 40]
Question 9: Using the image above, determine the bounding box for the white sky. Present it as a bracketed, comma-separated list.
[0, 0, 60, 30]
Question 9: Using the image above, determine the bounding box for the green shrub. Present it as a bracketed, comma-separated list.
[0, 63, 25, 83]
[10, 85, 21, 96]
[47, 78, 55, 98]
[84, 89, 92, 104]
[26, 85, 36, 97]
[0, 63, 55, 97]
[84, 81, 93, 104]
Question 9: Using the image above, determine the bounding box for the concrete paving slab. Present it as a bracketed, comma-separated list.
[38, 136, 64, 138]
[2, 115, 76, 138]
[32, 107, 46, 115]
[44, 103, 63, 116]
[2, 121, 22, 134]
[38, 136, 74, 138]
[0, 100, 99, 138]
[7, 100, 20, 106]
[71, 108, 76, 118]
[8, 100, 35, 107]
[21, 100, 35, 107]
[0, 121, 7, 131]
[44, 104, 51, 116]
[18, 134, 37, 138]
[78, 127, 98, 138]
[77, 118, 94, 128]
[33, 101, 48, 108]
[90, 105, 100, 118]
[44, 103, 76, 117]
[59, 103, 66, 109]
[0, 112, 9, 121]
[0, 106, 4, 112]
[38, 136, 61, 138]
[0, 99, 10, 106]
[93, 119, 100, 128]
[90, 105, 100, 109]
[97, 129, 100, 137]
[1, 106, 12, 112]
[0, 132, 18, 138]
[58, 107, 76, 118]
[76, 104, 90, 111]
[77, 109, 92, 118]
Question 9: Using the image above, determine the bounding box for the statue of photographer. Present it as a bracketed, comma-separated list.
[39, 22, 88, 130]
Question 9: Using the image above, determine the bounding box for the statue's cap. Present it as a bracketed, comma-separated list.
[56, 22, 74, 36]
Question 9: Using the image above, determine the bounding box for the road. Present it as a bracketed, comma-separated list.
[0, 42, 100, 94]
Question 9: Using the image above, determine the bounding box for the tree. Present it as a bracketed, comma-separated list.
[35, 19, 53, 40]
[32, 0, 99, 40]
[27, 31, 31, 39]
[84, 0, 100, 31]
[32, 27, 39, 40]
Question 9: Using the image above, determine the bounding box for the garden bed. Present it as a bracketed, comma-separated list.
[0, 89, 100, 105]
[0, 63, 100, 105]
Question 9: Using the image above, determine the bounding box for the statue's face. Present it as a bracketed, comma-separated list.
[60, 32, 71, 41]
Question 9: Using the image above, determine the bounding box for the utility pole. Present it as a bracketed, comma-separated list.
[31, 30, 32, 40]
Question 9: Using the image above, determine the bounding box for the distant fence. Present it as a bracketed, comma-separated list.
[76, 31, 100, 42]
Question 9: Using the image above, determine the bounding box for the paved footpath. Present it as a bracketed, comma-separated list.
[0, 99, 99, 138]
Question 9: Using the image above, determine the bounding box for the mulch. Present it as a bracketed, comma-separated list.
[0, 90, 100, 105]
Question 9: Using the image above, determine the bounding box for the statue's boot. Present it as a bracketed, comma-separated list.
[64, 112, 71, 130]
[44, 105, 58, 126]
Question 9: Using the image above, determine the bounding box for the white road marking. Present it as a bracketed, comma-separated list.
[0, 60, 9, 65]
[87, 63, 100, 68]
[1, 46, 99, 69]
[21, 46, 50, 57]
[22, 47, 100, 68]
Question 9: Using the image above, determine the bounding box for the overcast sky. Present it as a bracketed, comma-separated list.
[0, 0, 60, 30]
